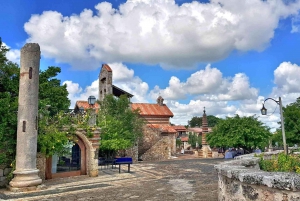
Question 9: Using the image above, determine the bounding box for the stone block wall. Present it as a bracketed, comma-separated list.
[215, 152, 300, 201]
[36, 153, 46, 181]
[140, 136, 171, 161]
[138, 125, 162, 158]
[0, 166, 12, 188]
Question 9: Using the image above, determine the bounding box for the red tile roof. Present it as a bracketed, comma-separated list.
[75, 101, 100, 112]
[172, 125, 187, 131]
[131, 103, 173, 117]
[102, 64, 112, 72]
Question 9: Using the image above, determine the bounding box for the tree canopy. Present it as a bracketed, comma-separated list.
[206, 115, 271, 153]
[98, 94, 144, 156]
[0, 38, 71, 164]
[188, 115, 220, 127]
[272, 97, 300, 146]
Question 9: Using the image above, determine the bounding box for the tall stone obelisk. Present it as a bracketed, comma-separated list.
[9, 43, 42, 188]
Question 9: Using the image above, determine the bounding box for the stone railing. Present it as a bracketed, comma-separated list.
[215, 151, 300, 201]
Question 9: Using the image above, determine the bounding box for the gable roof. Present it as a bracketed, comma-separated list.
[74, 101, 100, 112]
[131, 103, 173, 117]
[172, 125, 187, 131]
[113, 85, 133, 98]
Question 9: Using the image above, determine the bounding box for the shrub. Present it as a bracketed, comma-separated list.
[258, 153, 300, 173]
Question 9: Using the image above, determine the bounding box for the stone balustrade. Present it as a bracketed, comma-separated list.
[215, 151, 300, 200]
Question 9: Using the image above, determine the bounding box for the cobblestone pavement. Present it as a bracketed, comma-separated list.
[0, 156, 224, 201]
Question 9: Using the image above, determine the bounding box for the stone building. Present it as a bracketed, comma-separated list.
[98, 64, 177, 161]
[131, 97, 177, 160]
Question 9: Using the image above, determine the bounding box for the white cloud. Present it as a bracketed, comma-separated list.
[273, 61, 300, 94]
[63, 80, 98, 108]
[292, 14, 300, 33]
[64, 63, 149, 107]
[24, 0, 300, 69]
[150, 64, 258, 101]
[2, 42, 20, 63]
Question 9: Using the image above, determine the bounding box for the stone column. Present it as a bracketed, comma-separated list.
[9, 43, 42, 188]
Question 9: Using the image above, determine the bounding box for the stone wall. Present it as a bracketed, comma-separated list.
[0, 166, 12, 188]
[36, 153, 46, 181]
[138, 125, 162, 158]
[215, 152, 300, 201]
[140, 136, 172, 161]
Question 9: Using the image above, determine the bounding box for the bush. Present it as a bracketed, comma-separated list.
[258, 153, 300, 173]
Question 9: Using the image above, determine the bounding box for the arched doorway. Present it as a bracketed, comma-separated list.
[45, 136, 86, 179]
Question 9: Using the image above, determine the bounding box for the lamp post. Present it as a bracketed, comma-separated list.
[260, 97, 287, 155]
[88, 96, 96, 106]
[88, 96, 96, 126]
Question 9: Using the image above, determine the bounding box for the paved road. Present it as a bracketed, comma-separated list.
[0, 157, 224, 201]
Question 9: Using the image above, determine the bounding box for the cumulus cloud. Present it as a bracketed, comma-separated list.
[109, 63, 149, 102]
[150, 64, 258, 101]
[273, 62, 300, 94]
[2, 42, 20, 63]
[24, 0, 300, 69]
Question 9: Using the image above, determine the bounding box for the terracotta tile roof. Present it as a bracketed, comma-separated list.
[147, 124, 177, 133]
[102, 64, 112, 72]
[180, 136, 189, 142]
[75, 101, 100, 112]
[131, 103, 173, 117]
[172, 125, 187, 131]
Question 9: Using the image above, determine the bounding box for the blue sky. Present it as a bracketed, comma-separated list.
[1, 0, 300, 129]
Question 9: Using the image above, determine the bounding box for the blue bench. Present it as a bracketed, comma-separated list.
[115, 157, 133, 173]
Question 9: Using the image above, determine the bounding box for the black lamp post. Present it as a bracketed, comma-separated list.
[260, 97, 287, 154]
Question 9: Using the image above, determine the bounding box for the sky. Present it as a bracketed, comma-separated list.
[1, 0, 300, 130]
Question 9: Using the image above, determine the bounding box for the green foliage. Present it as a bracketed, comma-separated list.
[0, 39, 19, 165]
[188, 132, 202, 148]
[188, 115, 220, 127]
[272, 97, 300, 146]
[176, 138, 182, 148]
[39, 66, 70, 115]
[0, 40, 71, 165]
[206, 115, 271, 153]
[258, 153, 300, 173]
[37, 109, 74, 157]
[98, 94, 144, 153]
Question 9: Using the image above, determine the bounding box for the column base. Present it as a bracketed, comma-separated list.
[9, 169, 42, 188]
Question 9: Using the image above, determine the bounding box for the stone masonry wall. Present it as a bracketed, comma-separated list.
[138, 125, 162, 158]
[140, 136, 172, 161]
[0, 166, 12, 188]
[215, 152, 300, 201]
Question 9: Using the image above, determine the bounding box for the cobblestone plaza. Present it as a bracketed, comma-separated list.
[0, 157, 223, 201]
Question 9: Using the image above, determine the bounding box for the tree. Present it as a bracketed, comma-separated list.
[206, 115, 271, 153]
[272, 97, 300, 146]
[0, 38, 71, 164]
[98, 94, 144, 157]
[0, 38, 19, 165]
[188, 115, 220, 127]
[188, 132, 202, 149]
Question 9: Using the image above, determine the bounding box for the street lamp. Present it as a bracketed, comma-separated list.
[260, 97, 287, 154]
[87, 96, 96, 126]
[88, 96, 96, 106]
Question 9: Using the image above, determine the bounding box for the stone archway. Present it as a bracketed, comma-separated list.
[45, 128, 100, 179]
